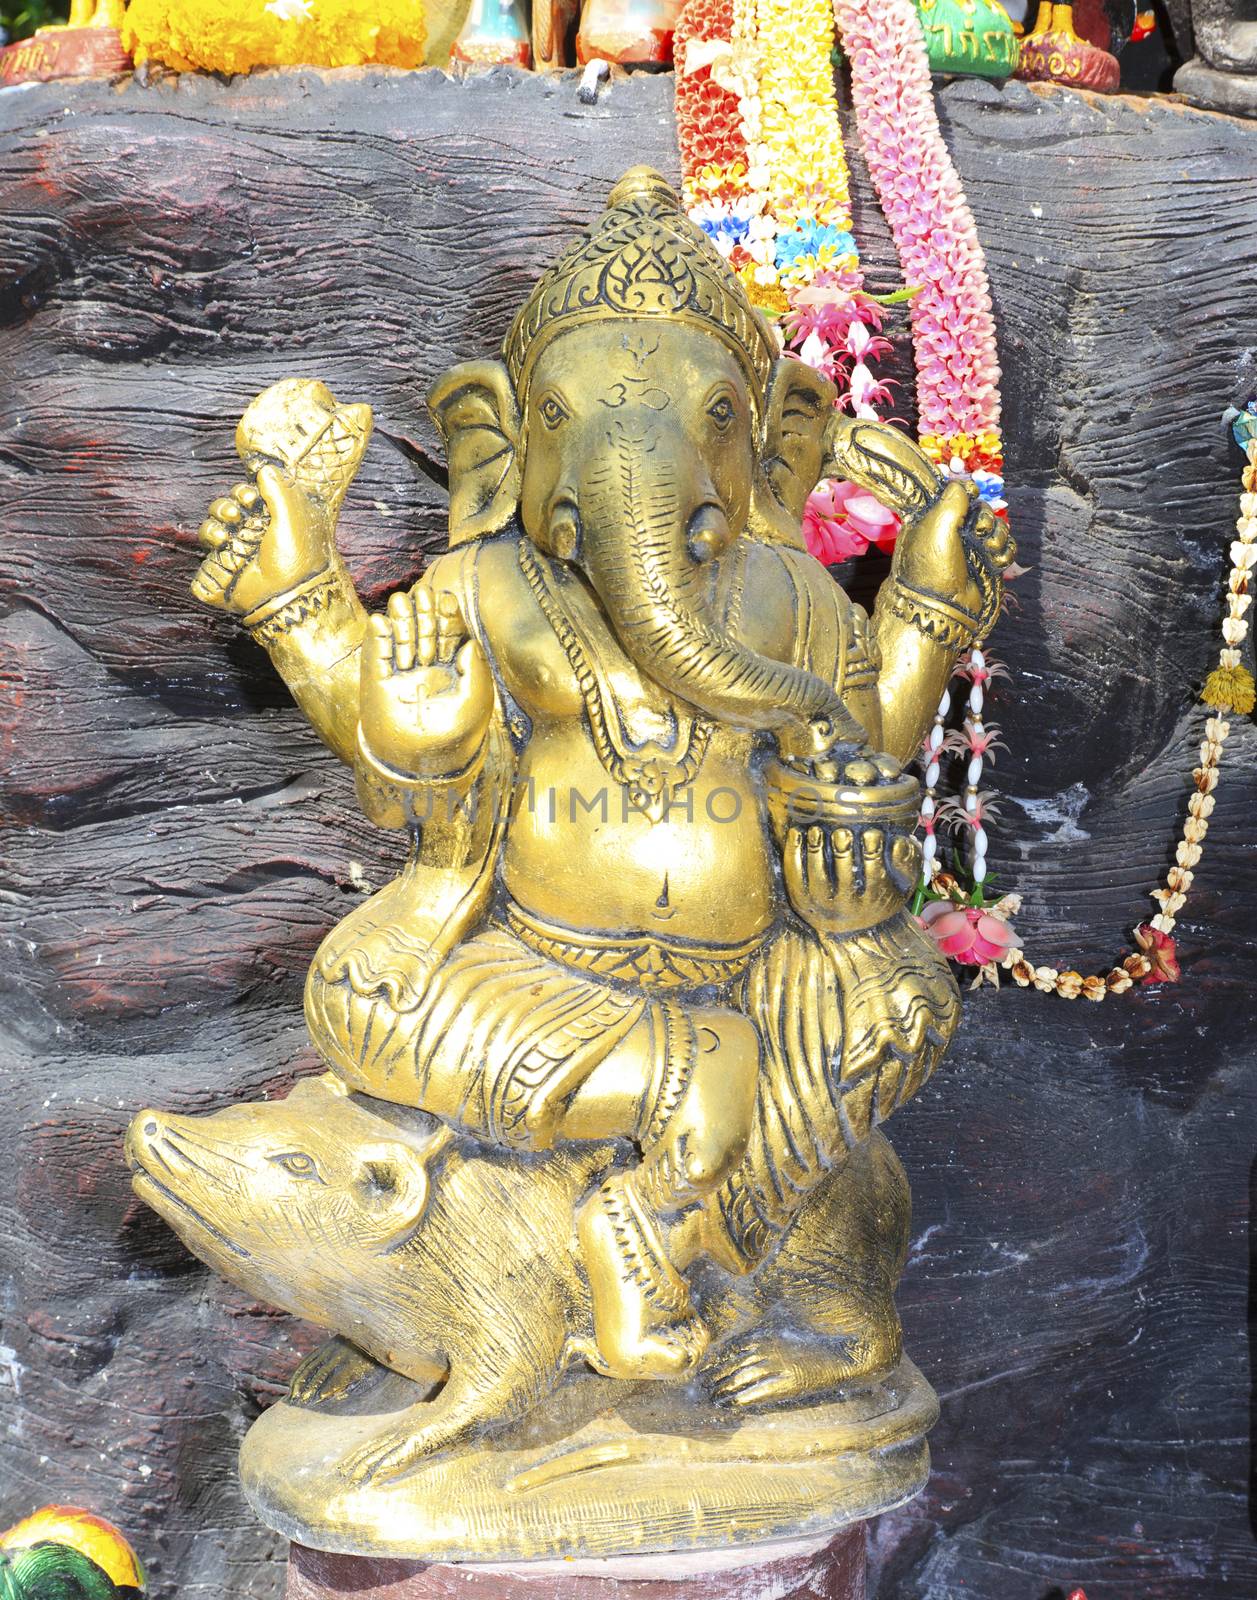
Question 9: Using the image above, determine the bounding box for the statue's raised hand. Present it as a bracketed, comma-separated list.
[824, 418, 1016, 641]
[892, 479, 983, 622]
[892, 477, 1013, 638]
[359, 586, 494, 779]
[193, 467, 334, 620]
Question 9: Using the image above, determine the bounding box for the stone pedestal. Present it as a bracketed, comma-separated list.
[1175, 57, 1257, 117]
[286, 1529, 866, 1599]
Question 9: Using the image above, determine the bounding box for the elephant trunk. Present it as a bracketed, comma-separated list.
[579, 430, 850, 741]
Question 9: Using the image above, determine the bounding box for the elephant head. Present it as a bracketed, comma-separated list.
[428, 168, 859, 752]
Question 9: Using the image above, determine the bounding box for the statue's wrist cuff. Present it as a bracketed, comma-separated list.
[242, 568, 339, 647]
[355, 723, 489, 799]
[884, 581, 979, 648]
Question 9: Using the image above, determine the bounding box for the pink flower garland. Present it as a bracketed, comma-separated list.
[832, 0, 1005, 488]
[834, 0, 1013, 962]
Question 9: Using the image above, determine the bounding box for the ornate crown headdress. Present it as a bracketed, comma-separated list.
[503, 167, 777, 412]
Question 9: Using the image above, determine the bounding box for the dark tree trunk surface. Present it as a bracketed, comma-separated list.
[0, 65, 1254, 1600]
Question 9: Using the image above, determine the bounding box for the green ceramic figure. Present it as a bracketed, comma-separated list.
[0, 1510, 145, 1600]
[915, 0, 1021, 76]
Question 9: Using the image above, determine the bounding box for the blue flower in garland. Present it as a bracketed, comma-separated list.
[774, 219, 857, 270]
[971, 469, 1006, 506]
[698, 213, 750, 253]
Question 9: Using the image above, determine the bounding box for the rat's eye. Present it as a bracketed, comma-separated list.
[270, 1151, 322, 1182]
[707, 395, 736, 429]
[538, 394, 570, 431]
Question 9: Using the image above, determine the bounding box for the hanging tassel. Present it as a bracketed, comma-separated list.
[1202, 663, 1256, 715]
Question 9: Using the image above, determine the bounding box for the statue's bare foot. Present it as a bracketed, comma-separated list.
[705, 1331, 896, 1410]
[577, 1176, 708, 1380]
[288, 1336, 381, 1408]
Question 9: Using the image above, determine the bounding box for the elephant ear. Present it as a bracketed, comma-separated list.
[427, 359, 522, 546]
[760, 357, 838, 521]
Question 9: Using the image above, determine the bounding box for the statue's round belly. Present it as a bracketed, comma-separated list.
[502, 734, 776, 951]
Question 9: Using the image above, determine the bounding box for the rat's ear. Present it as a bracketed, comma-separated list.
[428, 359, 522, 546]
[357, 1138, 437, 1246]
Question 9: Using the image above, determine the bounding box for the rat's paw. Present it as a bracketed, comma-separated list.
[288, 1336, 380, 1408]
[339, 1400, 477, 1486]
[705, 1327, 897, 1410]
[340, 1424, 431, 1486]
[705, 1338, 817, 1409]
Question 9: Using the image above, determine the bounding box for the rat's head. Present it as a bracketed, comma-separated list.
[125, 1076, 447, 1316]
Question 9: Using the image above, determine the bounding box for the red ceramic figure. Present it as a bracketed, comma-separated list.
[1016, 1, 1121, 87]
[577, 0, 685, 65]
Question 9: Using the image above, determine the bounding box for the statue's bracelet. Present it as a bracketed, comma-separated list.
[764, 758, 921, 840]
[354, 722, 489, 802]
[883, 578, 981, 650]
[241, 567, 339, 647]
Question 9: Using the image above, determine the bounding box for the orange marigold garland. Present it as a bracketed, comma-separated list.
[674, 0, 746, 180]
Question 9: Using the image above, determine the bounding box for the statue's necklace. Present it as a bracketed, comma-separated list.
[517, 539, 748, 821]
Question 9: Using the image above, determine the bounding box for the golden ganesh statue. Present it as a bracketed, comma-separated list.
[127, 170, 1013, 1564]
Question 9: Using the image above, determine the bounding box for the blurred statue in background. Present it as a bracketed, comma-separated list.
[1167, 0, 1257, 115]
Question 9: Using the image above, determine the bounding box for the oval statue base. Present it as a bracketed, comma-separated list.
[243, 1358, 935, 1564]
[286, 1528, 867, 1599]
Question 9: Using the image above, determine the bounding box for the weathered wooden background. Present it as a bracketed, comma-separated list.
[0, 67, 1254, 1599]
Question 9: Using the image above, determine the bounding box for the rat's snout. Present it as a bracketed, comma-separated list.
[126, 1109, 167, 1173]
[125, 1109, 213, 1186]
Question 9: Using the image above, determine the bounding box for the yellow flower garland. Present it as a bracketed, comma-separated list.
[123, 0, 428, 74]
[754, 0, 852, 228]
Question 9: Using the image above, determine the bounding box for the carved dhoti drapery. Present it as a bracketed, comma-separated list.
[721, 915, 959, 1268]
[308, 921, 648, 1148]
[306, 889, 958, 1270]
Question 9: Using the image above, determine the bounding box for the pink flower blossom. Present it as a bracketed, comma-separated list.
[953, 651, 1010, 686]
[785, 273, 886, 348]
[937, 788, 1004, 831]
[784, 283, 892, 389]
[803, 479, 902, 563]
[918, 900, 1018, 966]
[942, 719, 1008, 762]
[845, 360, 894, 416]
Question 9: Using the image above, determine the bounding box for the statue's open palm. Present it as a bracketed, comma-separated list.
[360, 586, 494, 779]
